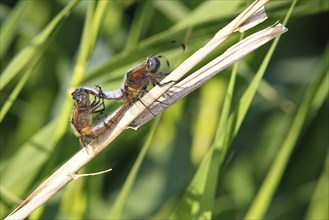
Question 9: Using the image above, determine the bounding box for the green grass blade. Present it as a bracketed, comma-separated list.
[190, 78, 226, 164]
[213, 37, 241, 150]
[153, 1, 189, 22]
[170, 147, 221, 220]
[69, 1, 95, 87]
[108, 117, 160, 219]
[55, 0, 108, 142]
[0, 51, 43, 122]
[58, 178, 87, 219]
[225, 21, 293, 147]
[69, 0, 108, 87]
[224, 0, 299, 146]
[244, 45, 328, 219]
[226, 38, 281, 143]
[0, 67, 30, 123]
[0, 120, 58, 202]
[124, 1, 153, 51]
[0, 1, 32, 58]
[170, 51, 241, 219]
[306, 152, 329, 220]
[173, 1, 242, 29]
[0, 0, 80, 91]
[89, 0, 109, 55]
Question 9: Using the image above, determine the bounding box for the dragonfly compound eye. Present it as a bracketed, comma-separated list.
[72, 88, 84, 99]
[71, 89, 89, 106]
[146, 56, 160, 73]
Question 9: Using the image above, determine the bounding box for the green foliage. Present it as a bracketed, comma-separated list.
[1, 1, 328, 219]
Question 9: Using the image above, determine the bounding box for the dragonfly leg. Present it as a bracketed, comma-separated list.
[135, 98, 156, 117]
[90, 86, 105, 114]
[91, 98, 105, 114]
[150, 75, 176, 88]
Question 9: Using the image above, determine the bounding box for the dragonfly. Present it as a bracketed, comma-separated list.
[71, 40, 185, 145]
[84, 40, 185, 115]
[70, 85, 107, 146]
[71, 85, 133, 147]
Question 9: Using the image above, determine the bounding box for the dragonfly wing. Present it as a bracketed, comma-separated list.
[155, 40, 185, 75]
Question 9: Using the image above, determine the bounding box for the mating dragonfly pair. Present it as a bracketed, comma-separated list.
[70, 41, 185, 146]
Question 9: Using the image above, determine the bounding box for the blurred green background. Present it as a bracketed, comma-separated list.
[0, 0, 328, 219]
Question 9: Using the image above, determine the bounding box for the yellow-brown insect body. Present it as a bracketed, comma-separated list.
[124, 56, 161, 103]
[70, 87, 134, 147]
[71, 89, 92, 134]
[70, 88, 105, 146]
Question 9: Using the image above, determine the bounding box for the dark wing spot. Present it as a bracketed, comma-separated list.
[181, 43, 186, 50]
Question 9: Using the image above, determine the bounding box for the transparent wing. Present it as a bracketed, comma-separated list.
[153, 40, 186, 76]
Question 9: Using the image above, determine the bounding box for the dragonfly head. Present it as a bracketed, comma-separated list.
[146, 56, 160, 73]
[71, 88, 90, 107]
